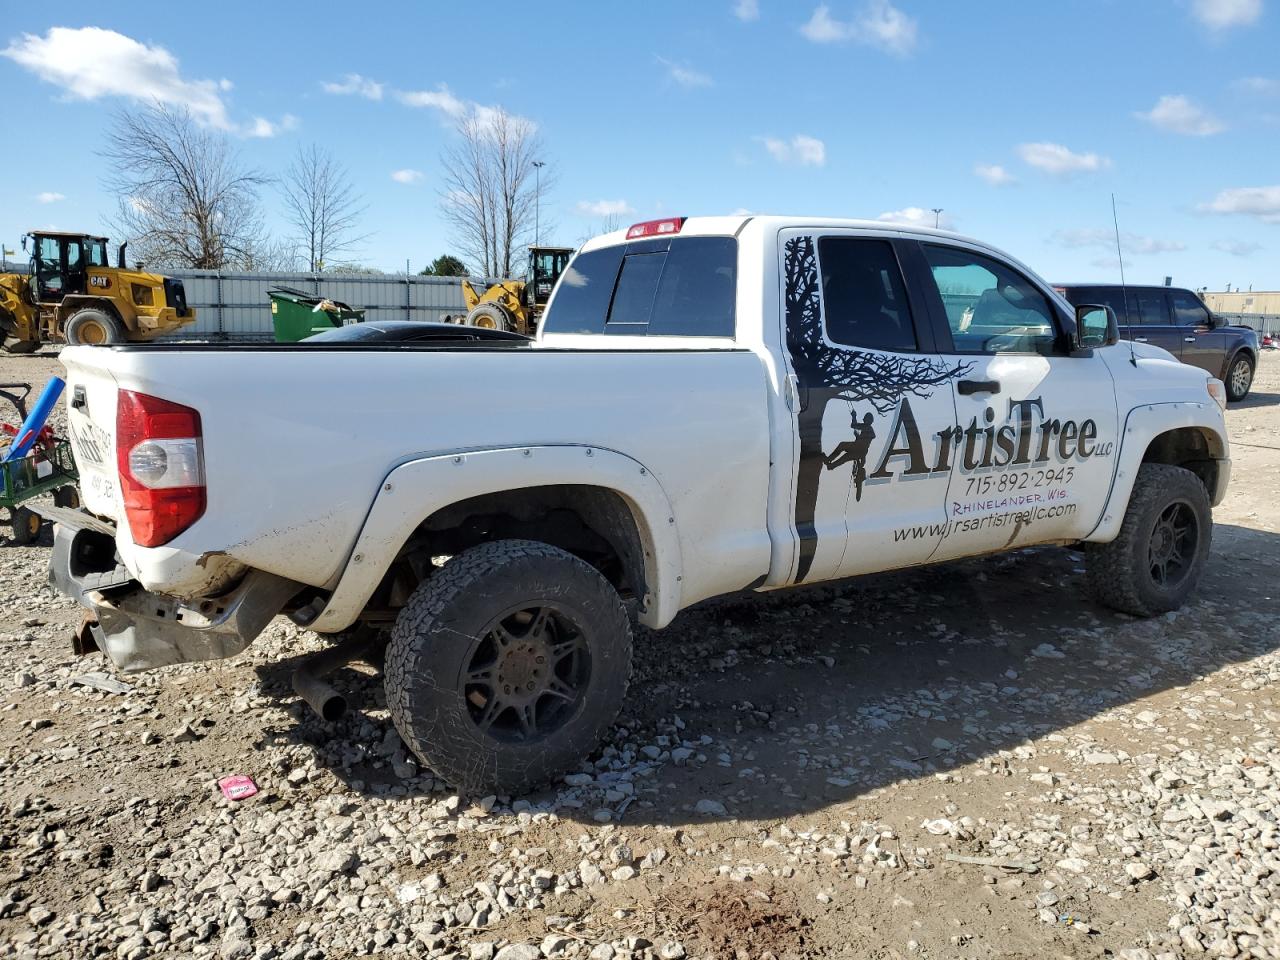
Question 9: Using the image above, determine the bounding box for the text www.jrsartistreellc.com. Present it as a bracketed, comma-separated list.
[893, 503, 1078, 542]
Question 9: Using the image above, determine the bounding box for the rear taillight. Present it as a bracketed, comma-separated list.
[116, 390, 205, 547]
[626, 217, 686, 239]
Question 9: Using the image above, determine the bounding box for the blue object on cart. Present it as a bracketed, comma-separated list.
[2, 377, 64, 463]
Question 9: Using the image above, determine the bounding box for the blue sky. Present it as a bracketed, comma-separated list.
[2, 0, 1278, 289]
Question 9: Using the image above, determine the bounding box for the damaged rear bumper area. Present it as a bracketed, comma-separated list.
[47, 513, 303, 672]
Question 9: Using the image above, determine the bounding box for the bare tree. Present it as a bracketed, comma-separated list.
[280, 144, 368, 271]
[440, 108, 552, 278]
[101, 103, 267, 269]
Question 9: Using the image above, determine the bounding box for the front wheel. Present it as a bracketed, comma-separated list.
[384, 540, 632, 795]
[1226, 353, 1254, 402]
[1084, 463, 1212, 617]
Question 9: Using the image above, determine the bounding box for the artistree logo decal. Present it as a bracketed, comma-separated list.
[867, 395, 1112, 482]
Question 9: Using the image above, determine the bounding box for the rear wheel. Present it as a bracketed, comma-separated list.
[8, 507, 42, 546]
[464, 303, 513, 332]
[1226, 353, 1254, 402]
[385, 540, 633, 795]
[64, 309, 125, 346]
[1084, 463, 1212, 616]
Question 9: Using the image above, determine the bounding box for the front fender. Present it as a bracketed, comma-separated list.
[309, 444, 684, 634]
[1084, 399, 1229, 543]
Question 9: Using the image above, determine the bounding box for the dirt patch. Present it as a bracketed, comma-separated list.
[659, 883, 810, 960]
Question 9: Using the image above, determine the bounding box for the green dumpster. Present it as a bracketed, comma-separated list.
[268, 287, 366, 343]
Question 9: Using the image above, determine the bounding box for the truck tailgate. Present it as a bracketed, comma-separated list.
[62, 350, 123, 524]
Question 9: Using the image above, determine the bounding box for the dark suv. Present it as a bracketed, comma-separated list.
[1056, 284, 1259, 401]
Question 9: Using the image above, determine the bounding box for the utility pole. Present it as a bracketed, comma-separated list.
[533, 161, 546, 246]
[931, 208, 943, 229]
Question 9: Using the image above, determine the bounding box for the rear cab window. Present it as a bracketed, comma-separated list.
[542, 236, 737, 338]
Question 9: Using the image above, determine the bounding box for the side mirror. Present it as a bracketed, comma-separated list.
[1073, 303, 1118, 351]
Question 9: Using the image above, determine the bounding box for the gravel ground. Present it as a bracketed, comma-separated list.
[1, 349, 1278, 960]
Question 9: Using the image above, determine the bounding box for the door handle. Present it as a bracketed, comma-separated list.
[784, 373, 800, 412]
[1184, 337, 1197, 343]
[958, 379, 1001, 396]
[1133, 336, 1149, 343]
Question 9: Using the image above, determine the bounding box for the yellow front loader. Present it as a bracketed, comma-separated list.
[0, 232, 195, 352]
[455, 246, 574, 336]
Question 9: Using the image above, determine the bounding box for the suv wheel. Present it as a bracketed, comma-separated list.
[1084, 463, 1212, 617]
[384, 540, 632, 795]
[1226, 353, 1254, 402]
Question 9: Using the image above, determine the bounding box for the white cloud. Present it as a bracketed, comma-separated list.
[2, 26, 232, 128]
[974, 163, 1016, 186]
[759, 134, 826, 166]
[1016, 141, 1110, 176]
[245, 114, 298, 139]
[729, 207, 754, 216]
[1211, 238, 1263, 256]
[35, 191, 65, 204]
[657, 56, 712, 88]
[1198, 185, 1280, 223]
[396, 84, 467, 117]
[799, 1, 918, 56]
[576, 199, 635, 218]
[322, 73, 383, 100]
[1191, 0, 1262, 29]
[1136, 94, 1225, 135]
[734, 0, 760, 20]
[391, 169, 424, 184]
[1052, 228, 1186, 255]
[1236, 75, 1279, 94]
[877, 207, 951, 229]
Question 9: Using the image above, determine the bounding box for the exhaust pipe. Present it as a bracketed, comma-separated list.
[290, 630, 377, 722]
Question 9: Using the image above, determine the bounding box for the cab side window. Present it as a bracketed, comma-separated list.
[1170, 290, 1210, 327]
[816, 237, 916, 352]
[922, 244, 1058, 355]
[1132, 291, 1170, 326]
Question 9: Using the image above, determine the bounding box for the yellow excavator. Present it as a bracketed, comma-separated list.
[0, 231, 196, 352]
[456, 246, 574, 336]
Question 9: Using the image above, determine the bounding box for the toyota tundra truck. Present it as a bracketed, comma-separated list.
[47, 216, 1232, 794]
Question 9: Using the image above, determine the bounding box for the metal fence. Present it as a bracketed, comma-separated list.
[1216, 312, 1280, 337]
[164, 270, 493, 340]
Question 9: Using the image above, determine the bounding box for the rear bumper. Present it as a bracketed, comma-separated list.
[49, 517, 301, 672]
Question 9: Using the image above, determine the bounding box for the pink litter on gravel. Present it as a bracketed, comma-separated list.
[218, 775, 258, 801]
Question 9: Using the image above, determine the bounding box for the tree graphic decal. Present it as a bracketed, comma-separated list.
[784, 234, 972, 582]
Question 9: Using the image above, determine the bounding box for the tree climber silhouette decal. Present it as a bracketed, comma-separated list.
[783, 234, 972, 582]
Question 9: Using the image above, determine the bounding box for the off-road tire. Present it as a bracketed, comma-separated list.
[1084, 463, 1212, 617]
[64, 309, 125, 346]
[464, 303, 513, 332]
[385, 539, 632, 795]
[9, 507, 42, 546]
[1225, 352, 1254, 402]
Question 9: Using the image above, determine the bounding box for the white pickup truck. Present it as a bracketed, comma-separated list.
[49, 215, 1232, 794]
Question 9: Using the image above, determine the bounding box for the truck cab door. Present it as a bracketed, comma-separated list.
[1169, 288, 1225, 378]
[1128, 288, 1184, 359]
[33, 235, 65, 303]
[776, 229, 959, 584]
[906, 239, 1119, 560]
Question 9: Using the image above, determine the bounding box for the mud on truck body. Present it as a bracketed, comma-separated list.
[49, 216, 1231, 794]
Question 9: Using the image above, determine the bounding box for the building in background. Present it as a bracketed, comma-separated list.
[1201, 290, 1280, 336]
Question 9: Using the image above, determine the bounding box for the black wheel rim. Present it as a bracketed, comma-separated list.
[1147, 501, 1198, 590]
[462, 602, 591, 744]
